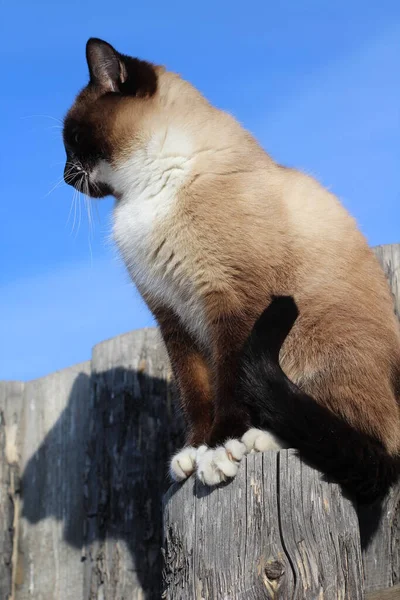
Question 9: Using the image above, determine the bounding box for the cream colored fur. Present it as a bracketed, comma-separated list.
[86, 69, 400, 454]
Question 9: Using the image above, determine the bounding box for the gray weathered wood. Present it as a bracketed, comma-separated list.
[84, 328, 183, 600]
[366, 584, 400, 600]
[17, 363, 91, 600]
[0, 381, 24, 600]
[163, 451, 364, 599]
[279, 451, 364, 599]
[373, 243, 400, 318]
[361, 243, 400, 597]
[359, 481, 400, 594]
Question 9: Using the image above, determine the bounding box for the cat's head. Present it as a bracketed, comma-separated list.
[62, 38, 160, 198]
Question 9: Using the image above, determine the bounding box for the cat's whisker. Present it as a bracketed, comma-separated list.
[91, 182, 104, 223]
[65, 189, 76, 230]
[83, 182, 90, 224]
[64, 171, 77, 181]
[94, 200, 101, 223]
[83, 182, 94, 266]
[44, 175, 70, 198]
[87, 212, 93, 266]
[74, 190, 83, 239]
[71, 189, 78, 236]
[89, 182, 102, 223]
[84, 179, 94, 236]
[22, 114, 63, 124]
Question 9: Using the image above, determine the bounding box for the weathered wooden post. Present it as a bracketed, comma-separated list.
[373, 244, 400, 317]
[83, 328, 184, 599]
[18, 362, 92, 600]
[0, 331, 183, 599]
[0, 381, 24, 600]
[361, 244, 400, 598]
[162, 243, 400, 600]
[163, 451, 364, 599]
[359, 484, 400, 599]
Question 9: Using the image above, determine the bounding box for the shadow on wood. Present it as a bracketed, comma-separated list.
[20, 335, 184, 600]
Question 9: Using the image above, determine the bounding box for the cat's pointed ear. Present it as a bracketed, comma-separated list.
[86, 38, 124, 92]
[85, 38, 158, 97]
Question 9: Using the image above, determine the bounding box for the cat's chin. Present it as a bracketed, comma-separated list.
[86, 180, 113, 199]
[69, 178, 113, 199]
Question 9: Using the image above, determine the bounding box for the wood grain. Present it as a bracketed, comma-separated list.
[163, 451, 364, 599]
[373, 244, 400, 318]
[18, 363, 91, 600]
[0, 381, 24, 600]
[84, 328, 184, 600]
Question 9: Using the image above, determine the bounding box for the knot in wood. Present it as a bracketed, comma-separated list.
[264, 560, 285, 581]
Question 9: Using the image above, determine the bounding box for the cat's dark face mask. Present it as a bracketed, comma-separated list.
[62, 37, 158, 199]
[63, 113, 113, 198]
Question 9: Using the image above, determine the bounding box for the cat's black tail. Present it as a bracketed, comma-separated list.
[238, 296, 400, 504]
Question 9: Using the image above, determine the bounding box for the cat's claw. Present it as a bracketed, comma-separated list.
[196, 439, 247, 486]
[169, 446, 198, 481]
[171, 430, 286, 485]
[241, 428, 287, 452]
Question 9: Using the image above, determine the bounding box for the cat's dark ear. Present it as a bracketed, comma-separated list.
[86, 38, 157, 97]
[86, 38, 122, 92]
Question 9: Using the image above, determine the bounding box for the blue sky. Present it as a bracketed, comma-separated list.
[1, 1, 399, 381]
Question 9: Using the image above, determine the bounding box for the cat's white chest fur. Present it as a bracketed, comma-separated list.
[109, 129, 209, 345]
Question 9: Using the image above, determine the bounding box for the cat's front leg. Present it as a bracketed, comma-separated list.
[152, 305, 214, 482]
[208, 323, 253, 446]
[191, 319, 251, 484]
[195, 316, 285, 485]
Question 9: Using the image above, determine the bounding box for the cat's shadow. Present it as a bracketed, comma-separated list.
[21, 367, 384, 598]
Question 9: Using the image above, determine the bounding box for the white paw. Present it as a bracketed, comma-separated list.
[241, 428, 287, 453]
[170, 446, 197, 481]
[196, 439, 247, 486]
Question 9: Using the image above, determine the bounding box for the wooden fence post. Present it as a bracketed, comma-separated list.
[373, 244, 400, 318]
[0, 381, 24, 600]
[17, 362, 91, 600]
[0, 331, 184, 600]
[359, 485, 400, 597]
[361, 244, 400, 599]
[83, 328, 184, 599]
[163, 451, 365, 599]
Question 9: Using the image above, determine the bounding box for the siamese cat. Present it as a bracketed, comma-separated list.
[63, 38, 400, 502]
